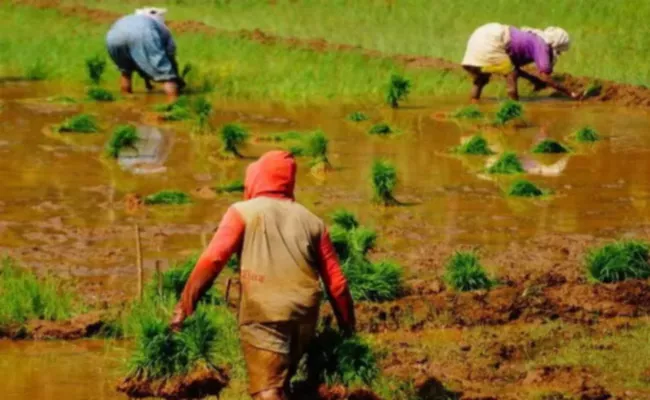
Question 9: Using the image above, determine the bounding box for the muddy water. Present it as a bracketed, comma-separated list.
[2, 82, 650, 298]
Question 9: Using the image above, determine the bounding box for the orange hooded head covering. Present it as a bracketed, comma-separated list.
[244, 151, 296, 200]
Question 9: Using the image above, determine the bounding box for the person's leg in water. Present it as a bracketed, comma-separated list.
[119, 71, 133, 94]
[506, 69, 520, 100]
[162, 80, 179, 102]
[253, 388, 288, 400]
[463, 66, 490, 102]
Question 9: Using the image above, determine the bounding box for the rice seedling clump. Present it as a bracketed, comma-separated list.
[87, 87, 115, 102]
[586, 240, 650, 283]
[494, 100, 523, 125]
[386, 74, 411, 108]
[532, 139, 569, 154]
[444, 251, 493, 291]
[369, 123, 393, 136]
[583, 81, 603, 98]
[106, 125, 139, 159]
[452, 105, 483, 120]
[215, 179, 244, 193]
[220, 123, 249, 157]
[507, 179, 544, 197]
[193, 96, 212, 133]
[454, 135, 493, 155]
[348, 111, 368, 122]
[0, 257, 75, 325]
[486, 152, 524, 174]
[144, 190, 192, 205]
[85, 55, 106, 85]
[573, 127, 600, 143]
[303, 130, 330, 165]
[56, 114, 98, 133]
[371, 159, 399, 205]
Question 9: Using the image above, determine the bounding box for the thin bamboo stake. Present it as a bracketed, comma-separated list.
[155, 259, 162, 297]
[135, 224, 143, 301]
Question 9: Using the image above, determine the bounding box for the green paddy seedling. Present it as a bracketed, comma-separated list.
[25, 59, 48, 81]
[586, 240, 650, 283]
[215, 179, 244, 193]
[486, 152, 524, 174]
[454, 135, 493, 155]
[106, 125, 139, 159]
[583, 81, 603, 98]
[192, 96, 212, 133]
[444, 251, 494, 291]
[348, 111, 368, 122]
[304, 130, 330, 165]
[573, 127, 600, 143]
[494, 100, 523, 125]
[331, 209, 359, 231]
[531, 139, 569, 154]
[85, 55, 106, 85]
[220, 123, 249, 158]
[507, 179, 544, 197]
[369, 123, 393, 136]
[56, 113, 98, 133]
[452, 105, 483, 120]
[87, 87, 115, 102]
[144, 190, 192, 205]
[371, 159, 399, 205]
[386, 74, 411, 108]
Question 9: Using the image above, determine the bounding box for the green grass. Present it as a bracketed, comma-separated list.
[56, 113, 98, 133]
[585, 240, 650, 283]
[572, 127, 600, 143]
[25, 59, 48, 81]
[444, 251, 494, 292]
[369, 123, 393, 136]
[507, 179, 545, 197]
[85, 54, 106, 85]
[220, 123, 249, 157]
[144, 190, 192, 205]
[453, 135, 493, 155]
[531, 139, 569, 154]
[0, 257, 75, 325]
[106, 125, 139, 158]
[486, 152, 525, 174]
[348, 111, 368, 122]
[452, 105, 483, 120]
[371, 159, 399, 205]
[87, 87, 115, 102]
[494, 100, 523, 125]
[386, 74, 411, 108]
[215, 179, 245, 194]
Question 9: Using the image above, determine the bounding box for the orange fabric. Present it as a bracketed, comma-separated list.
[244, 150, 296, 201]
[317, 229, 355, 331]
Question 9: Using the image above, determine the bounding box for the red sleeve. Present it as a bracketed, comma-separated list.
[317, 228, 356, 331]
[177, 206, 245, 316]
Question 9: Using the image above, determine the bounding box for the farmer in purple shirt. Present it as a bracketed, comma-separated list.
[461, 23, 580, 101]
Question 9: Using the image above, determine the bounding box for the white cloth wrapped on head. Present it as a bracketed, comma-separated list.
[135, 7, 168, 24]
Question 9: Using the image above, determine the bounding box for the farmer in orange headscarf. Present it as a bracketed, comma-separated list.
[171, 151, 356, 400]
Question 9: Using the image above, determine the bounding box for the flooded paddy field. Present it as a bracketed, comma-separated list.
[2, 80, 650, 399]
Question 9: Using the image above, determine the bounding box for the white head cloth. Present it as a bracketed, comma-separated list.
[135, 7, 168, 24]
[521, 26, 571, 57]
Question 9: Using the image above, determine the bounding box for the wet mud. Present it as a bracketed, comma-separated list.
[0, 311, 107, 340]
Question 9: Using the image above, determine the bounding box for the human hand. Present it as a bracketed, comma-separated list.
[169, 305, 186, 333]
[570, 91, 583, 101]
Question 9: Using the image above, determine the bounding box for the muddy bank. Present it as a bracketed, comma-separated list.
[11, 0, 650, 107]
[0, 311, 109, 340]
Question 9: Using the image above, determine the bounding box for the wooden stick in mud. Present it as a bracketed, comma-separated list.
[155, 259, 162, 297]
[135, 224, 144, 301]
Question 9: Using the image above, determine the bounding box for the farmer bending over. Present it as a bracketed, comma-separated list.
[462, 23, 580, 101]
[171, 150, 356, 400]
[106, 7, 184, 101]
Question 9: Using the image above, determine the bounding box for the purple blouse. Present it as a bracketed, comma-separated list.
[507, 27, 553, 74]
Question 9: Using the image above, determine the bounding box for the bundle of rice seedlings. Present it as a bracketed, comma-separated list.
[87, 87, 115, 102]
[494, 100, 523, 125]
[106, 125, 139, 159]
[193, 96, 212, 133]
[486, 152, 524, 174]
[303, 130, 330, 165]
[386, 74, 411, 108]
[348, 112, 368, 122]
[146, 255, 221, 305]
[444, 251, 493, 291]
[331, 209, 359, 231]
[371, 159, 399, 205]
[531, 139, 569, 154]
[507, 179, 545, 197]
[572, 127, 600, 143]
[85, 55, 106, 85]
[56, 114, 98, 133]
[368, 123, 392, 136]
[452, 105, 483, 120]
[453, 135, 493, 155]
[144, 190, 192, 205]
[220, 123, 248, 158]
[583, 82, 603, 98]
[586, 240, 650, 283]
[214, 180, 244, 194]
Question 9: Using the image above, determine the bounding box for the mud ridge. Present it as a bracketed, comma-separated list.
[0, 311, 107, 340]
[12, 0, 650, 107]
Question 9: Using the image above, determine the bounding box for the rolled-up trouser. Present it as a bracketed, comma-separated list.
[106, 34, 177, 82]
[240, 314, 318, 395]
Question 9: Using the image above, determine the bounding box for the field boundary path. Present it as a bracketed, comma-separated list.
[12, 0, 650, 108]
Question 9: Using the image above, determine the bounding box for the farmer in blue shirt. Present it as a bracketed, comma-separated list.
[106, 8, 184, 101]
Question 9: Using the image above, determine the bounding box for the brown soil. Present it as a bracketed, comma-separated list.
[117, 364, 229, 400]
[0, 311, 106, 339]
[12, 0, 650, 107]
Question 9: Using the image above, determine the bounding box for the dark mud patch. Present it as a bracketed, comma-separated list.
[0, 311, 106, 340]
[117, 364, 229, 400]
[13, 0, 650, 107]
[291, 384, 383, 400]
